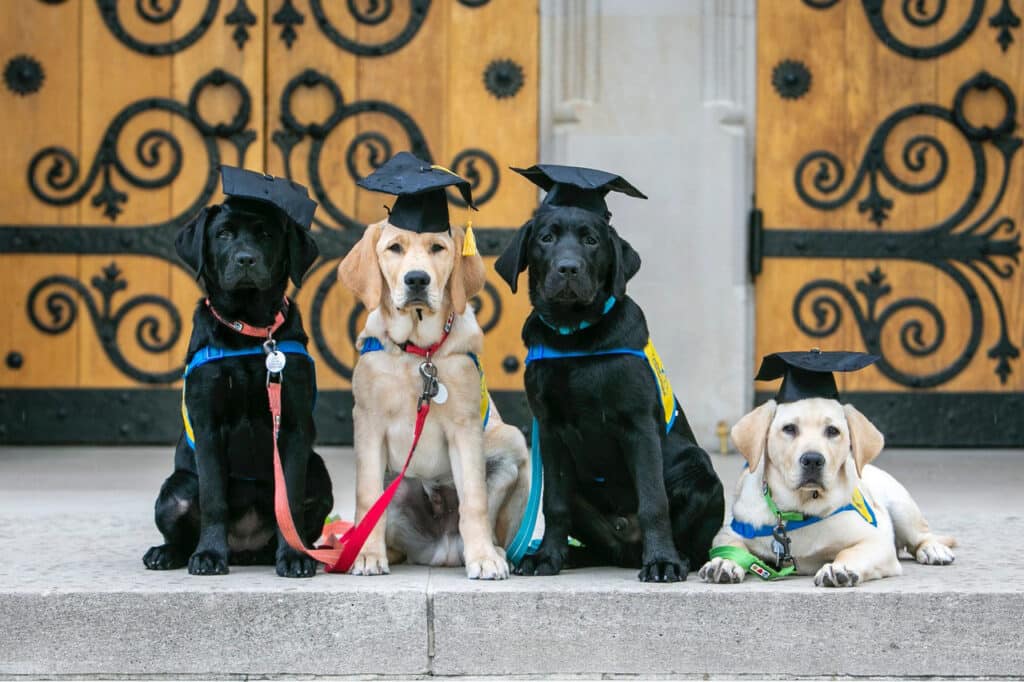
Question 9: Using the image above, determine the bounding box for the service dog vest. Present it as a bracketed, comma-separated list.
[524, 338, 679, 432]
[358, 337, 491, 429]
[181, 340, 316, 454]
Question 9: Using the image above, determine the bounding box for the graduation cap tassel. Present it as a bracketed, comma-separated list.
[462, 219, 477, 257]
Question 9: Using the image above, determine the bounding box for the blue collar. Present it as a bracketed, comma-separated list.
[537, 296, 617, 335]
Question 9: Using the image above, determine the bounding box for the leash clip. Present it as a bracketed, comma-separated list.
[418, 358, 439, 409]
[771, 517, 798, 573]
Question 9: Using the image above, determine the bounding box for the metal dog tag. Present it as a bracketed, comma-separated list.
[265, 350, 287, 373]
[433, 381, 448, 405]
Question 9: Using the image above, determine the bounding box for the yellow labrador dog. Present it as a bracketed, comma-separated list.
[700, 398, 956, 587]
[338, 220, 530, 580]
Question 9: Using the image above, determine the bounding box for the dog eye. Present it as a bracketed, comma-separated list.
[781, 423, 798, 437]
[430, 243, 445, 253]
[539, 233, 555, 244]
[387, 243, 403, 254]
[825, 425, 841, 438]
[216, 229, 232, 240]
[260, 231, 272, 241]
[583, 235, 599, 246]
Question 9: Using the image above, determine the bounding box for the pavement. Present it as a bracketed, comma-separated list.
[1, 445, 1022, 679]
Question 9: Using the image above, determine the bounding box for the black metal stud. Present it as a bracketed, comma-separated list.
[484, 59, 525, 99]
[4, 56, 45, 96]
[771, 60, 811, 100]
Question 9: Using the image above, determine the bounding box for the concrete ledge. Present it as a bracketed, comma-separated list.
[2, 447, 1022, 678]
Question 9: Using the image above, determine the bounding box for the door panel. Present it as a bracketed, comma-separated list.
[754, 1, 1023, 446]
[0, 1, 538, 444]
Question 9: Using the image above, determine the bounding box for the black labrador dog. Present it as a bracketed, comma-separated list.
[495, 204, 724, 581]
[143, 182, 332, 578]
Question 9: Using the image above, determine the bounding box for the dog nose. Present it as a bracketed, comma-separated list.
[799, 452, 826, 471]
[235, 252, 255, 268]
[556, 259, 581, 278]
[404, 270, 431, 288]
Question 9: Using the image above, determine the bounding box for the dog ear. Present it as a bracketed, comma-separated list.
[494, 219, 533, 293]
[338, 222, 385, 311]
[449, 226, 487, 315]
[730, 400, 776, 471]
[609, 226, 641, 299]
[843, 403, 884, 476]
[175, 206, 219, 279]
[287, 224, 320, 287]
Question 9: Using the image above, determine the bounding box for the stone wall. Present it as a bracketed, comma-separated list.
[538, 0, 757, 444]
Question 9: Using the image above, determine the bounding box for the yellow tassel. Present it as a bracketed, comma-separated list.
[431, 164, 458, 176]
[462, 221, 477, 256]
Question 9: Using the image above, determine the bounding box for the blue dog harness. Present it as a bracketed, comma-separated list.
[729, 487, 878, 539]
[181, 340, 315, 450]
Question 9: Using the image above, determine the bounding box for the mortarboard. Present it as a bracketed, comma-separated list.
[356, 151, 475, 234]
[220, 165, 317, 229]
[511, 164, 647, 218]
[755, 349, 879, 403]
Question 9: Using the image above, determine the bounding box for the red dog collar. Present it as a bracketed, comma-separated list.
[206, 298, 290, 339]
[400, 312, 456, 358]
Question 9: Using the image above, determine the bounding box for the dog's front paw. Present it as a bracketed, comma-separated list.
[699, 557, 746, 584]
[276, 549, 318, 578]
[465, 545, 509, 580]
[188, 549, 229, 576]
[639, 555, 687, 583]
[514, 543, 567, 576]
[915, 540, 955, 565]
[814, 562, 860, 587]
[350, 550, 389, 576]
[143, 544, 188, 570]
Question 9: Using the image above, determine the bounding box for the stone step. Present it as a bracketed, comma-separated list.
[1, 447, 1021, 678]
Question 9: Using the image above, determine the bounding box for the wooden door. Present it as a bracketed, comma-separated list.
[0, 0, 538, 445]
[754, 1, 1023, 446]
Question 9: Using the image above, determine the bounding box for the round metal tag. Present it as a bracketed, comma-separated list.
[433, 381, 448, 405]
[265, 350, 287, 373]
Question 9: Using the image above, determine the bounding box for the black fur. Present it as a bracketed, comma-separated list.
[496, 205, 724, 582]
[143, 198, 332, 578]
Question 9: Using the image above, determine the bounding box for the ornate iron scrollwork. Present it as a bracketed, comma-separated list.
[26, 262, 184, 384]
[95, 0, 220, 56]
[4, 56, 45, 96]
[225, 0, 257, 49]
[802, 0, 1018, 58]
[273, 0, 304, 48]
[272, 68, 500, 236]
[762, 72, 1022, 387]
[27, 68, 253, 222]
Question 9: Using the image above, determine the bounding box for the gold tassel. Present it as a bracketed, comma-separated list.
[462, 220, 478, 256]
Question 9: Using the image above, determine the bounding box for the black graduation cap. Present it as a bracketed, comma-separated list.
[755, 349, 879, 403]
[356, 151, 475, 234]
[511, 164, 647, 218]
[220, 165, 317, 229]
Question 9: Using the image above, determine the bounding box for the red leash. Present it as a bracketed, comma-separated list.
[205, 300, 446, 573]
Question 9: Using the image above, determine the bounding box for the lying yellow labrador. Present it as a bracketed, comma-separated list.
[338, 221, 530, 580]
[700, 398, 955, 587]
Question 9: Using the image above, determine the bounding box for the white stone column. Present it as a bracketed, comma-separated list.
[538, 0, 756, 446]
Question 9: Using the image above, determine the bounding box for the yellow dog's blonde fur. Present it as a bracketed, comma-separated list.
[338, 221, 530, 579]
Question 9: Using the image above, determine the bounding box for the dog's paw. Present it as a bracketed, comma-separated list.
[514, 545, 567, 576]
[638, 555, 687, 583]
[188, 549, 229, 576]
[350, 550, 390, 576]
[276, 550, 318, 578]
[916, 540, 955, 566]
[465, 545, 509, 580]
[143, 544, 187, 570]
[698, 557, 746, 584]
[814, 562, 860, 587]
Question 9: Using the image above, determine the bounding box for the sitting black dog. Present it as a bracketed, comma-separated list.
[143, 167, 332, 578]
[495, 164, 724, 582]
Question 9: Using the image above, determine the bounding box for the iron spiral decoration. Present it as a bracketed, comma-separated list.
[27, 68, 253, 222]
[802, 0, 1018, 57]
[272, 69, 500, 234]
[780, 72, 1022, 387]
[95, 0, 221, 56]
[26, 262, 184, 384]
